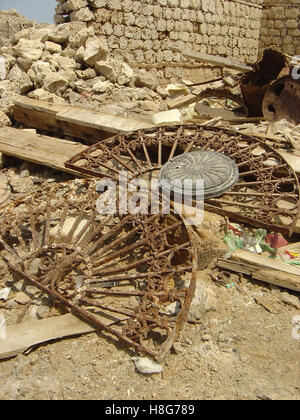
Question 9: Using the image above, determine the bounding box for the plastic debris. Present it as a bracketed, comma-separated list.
[223, 227, 277, 257]
[225, 282, 236, 289]
[223, 230, 243, 257]
[228, 223, 242, 236]
[132, 357, 163, 374]
[266, 233, 289, 249]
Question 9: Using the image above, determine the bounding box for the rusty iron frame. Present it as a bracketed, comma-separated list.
[65, 125, 300, 235]
[0, 179, 197, 362]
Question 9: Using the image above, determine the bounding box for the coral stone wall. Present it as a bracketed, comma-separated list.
[55, 0, 263, 82]
[259, 0, 300, 56]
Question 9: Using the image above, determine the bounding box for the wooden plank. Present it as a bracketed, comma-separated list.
[171, 47, 252, 72]
[13, 105, 113, 145]
[56, 107, 154, 134]
[216, 258, 300, 293]
[13, 95, 154, 144]
[167, 93, 198, 110]
[14, 95, 69, 115]
[0, 127, 87, 175]
[277, 241, 300, 253]
[0, 312, 128, 360]
[231, 249, 300, 277]
[226, 117, 266, 124]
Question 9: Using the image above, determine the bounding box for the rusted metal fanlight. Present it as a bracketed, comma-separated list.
[0, 179, 197, 361]
[65, 125, 300, 235]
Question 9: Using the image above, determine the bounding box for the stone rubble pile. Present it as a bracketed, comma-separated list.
[0, 9, 35, 45]
[0, 19, 168, 126]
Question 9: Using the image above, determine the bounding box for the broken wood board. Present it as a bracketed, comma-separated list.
[167, 80, 225, 110]
[13, 96, 154, 144]
[56, 107, 154, 134]
[0, 312, 128, 360]
[171, 46, 253, 72]
[231, 249, 300, 276]
[0, 127, 87, 175]
[13, 101, 112, 145]
[167, 93, 198, 110]
[216, 258, 300, 293]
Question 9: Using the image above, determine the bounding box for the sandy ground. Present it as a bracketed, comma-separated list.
[0, 271, 299, 400]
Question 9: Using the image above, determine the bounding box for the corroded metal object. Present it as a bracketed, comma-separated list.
[65, 125, 300, 235]
[0, 179, 197, 361]
[158, 151, 239, 199]
[240, 49, 290, 117]
[262, 75, 300, 125]
[196, 88, 249, 117]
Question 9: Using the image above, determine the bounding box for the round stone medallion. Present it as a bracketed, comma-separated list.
[158, 151, 239, 198]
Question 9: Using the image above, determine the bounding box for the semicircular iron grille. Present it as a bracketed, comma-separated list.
[65, 125, 300, 235]
[0, 179, 197, 361]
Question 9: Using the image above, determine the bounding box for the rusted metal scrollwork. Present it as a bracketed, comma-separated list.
[0, 179, 197, 361]
[65, 125, 300, 235]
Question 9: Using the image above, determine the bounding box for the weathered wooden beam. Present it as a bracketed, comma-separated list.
[13, 96, 154, 145]
[0, 127, 87, 175]
[171, 47, 253, 72]
[217, 249, 300, 293]
[56, 107, 154, 134]
[216, 259, 300, 293]
[0, 312, 128, 360]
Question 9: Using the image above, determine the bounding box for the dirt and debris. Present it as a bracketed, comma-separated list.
[0, 9, 299, 401]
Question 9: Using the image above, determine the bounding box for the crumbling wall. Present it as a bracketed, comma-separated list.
[0, 9, 35, 44]
[54, 0, 263, 82]
[259, 0, 300, 56]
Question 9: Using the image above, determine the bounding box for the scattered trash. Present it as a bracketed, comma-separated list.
[266, 233, 289, 249]
[132, 357, 163, 375]
[223, 230, 243, 257]
[0, 287, 10, 301]
[223, 227, 277, 257]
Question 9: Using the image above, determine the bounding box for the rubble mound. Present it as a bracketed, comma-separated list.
[0, 9, 35, 44]
[0, 20, 167, 124]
